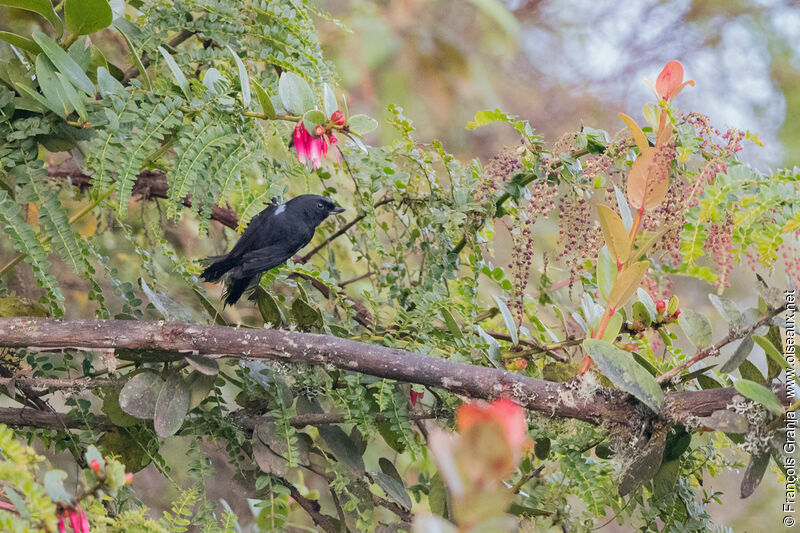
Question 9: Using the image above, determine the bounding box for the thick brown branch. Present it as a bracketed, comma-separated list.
[0, 407, 114, 431]
[0, 376, 123, 389]
[0, 318, 764, 428]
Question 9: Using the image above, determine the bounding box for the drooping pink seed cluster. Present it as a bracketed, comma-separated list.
[642, 274, 673, 303]
[582, 154, 614, 183]
[477, 147, 523, 205]
[780, 240, 800, 289]
[557, 195, 600, 288]
[705, 212, 735, 289]
[543, 133, 578, 179]
[644, 175, 692, 267]
[645, 142, 676, 198]
[509, 179, 558, 322]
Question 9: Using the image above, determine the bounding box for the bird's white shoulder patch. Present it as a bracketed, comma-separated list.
[273, 204, 286, 216]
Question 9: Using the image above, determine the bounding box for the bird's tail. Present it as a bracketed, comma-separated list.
[223, 276, 255, 306]
[200, 254, 237, 283]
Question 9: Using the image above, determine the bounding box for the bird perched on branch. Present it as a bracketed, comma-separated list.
[201, 194, 345, 305]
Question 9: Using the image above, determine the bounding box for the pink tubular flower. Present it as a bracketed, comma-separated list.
[79, 509, 90, 533]
[69, 510, 81, 533]
[292, 122, 340, 169]
[58, 517, 67, 533]
[292, 122, 311, 165]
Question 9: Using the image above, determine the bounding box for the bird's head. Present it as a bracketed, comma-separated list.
[290, 194, 345, 225]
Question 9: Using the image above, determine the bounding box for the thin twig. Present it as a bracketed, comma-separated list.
[656, 303, 787, 384]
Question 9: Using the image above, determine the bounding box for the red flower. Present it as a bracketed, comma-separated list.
[410, 390, 424, 406]
[331, 109, 345, 126]
[292, 123, 339, 170]
[79, 510, 89, 533]
[656, 61, 695, 101]
[89, 459, 101, 472]
[456, 398, 527, 450]
[59, 506, 90, 533]
[69, 510, 81, 533]
[292, 122, 312, 166]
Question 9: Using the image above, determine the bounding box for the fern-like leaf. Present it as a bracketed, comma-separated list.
[115, 97, 182, 217]
[166, 112, 238, 220]
[0, 190, 63, 314]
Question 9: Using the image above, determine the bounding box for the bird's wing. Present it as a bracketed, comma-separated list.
[236, 245, 297, 277]
[226, 202, 278, 258]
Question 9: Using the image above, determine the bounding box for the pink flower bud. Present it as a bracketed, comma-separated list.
[331, 110, 345, 126]
[89, 459, 101, 471]
[314, 125, 325, 137]
[125, 472, 134, 484]
[656, 300, 666, 313]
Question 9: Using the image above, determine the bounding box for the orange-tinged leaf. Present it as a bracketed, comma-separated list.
[626, 146, 653, 211]
[619, 113, 649, 153]
[668, 79, 695, 101]
[626, 147, 670, 211]
[596, 204, 631, 264]
[656, 61, 683, 100]
[607, 260, 650, 310]
[456, 398, 527, 450]
[656, 109, 673, 146]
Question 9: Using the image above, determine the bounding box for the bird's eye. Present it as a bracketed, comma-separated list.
[317, 201, 325, 210]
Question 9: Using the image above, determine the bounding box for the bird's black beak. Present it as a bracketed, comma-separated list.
[331, 206, 345, 214]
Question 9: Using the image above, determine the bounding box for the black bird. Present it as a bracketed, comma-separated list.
[201, 194, 345, 305]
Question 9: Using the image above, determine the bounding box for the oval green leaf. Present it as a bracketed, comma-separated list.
[119, 371, 164, 419]
[278, 71, 315, 114]
[0, 1, 62, 35]
[348, 113, 378, 136]
[0, 31, 42, 54]
[65, 0, 113, 35]
[154, 372, 191, 437]
[583, 338, 664, 412]
[677, 308, 712, 348]
[720, 335, 754, 374]
[734, 379, 783, 415]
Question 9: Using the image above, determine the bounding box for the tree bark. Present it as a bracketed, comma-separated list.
[0, 318, 765, 429]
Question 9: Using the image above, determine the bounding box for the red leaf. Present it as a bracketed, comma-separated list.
[656, 61, 684, 100]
